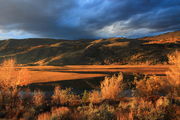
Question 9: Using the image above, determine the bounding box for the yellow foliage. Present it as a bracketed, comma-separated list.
[51, 107, 70, 118]
[52, 86, 79, 105]
[101, 73, 123, 99]
[0, 59, 30, 89]
[167, 50, 180, 97]
[37, 112, 51, 120]
[89, 90, 102, 103]
[33, 90, 45, 107]
[134, 75, 169, 97]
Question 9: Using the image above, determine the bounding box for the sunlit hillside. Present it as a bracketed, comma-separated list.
[140, 31, 180, 44]
[0, 31, 180, 66]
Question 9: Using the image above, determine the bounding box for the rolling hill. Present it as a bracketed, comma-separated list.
[139, 31, 180, 44]
[0, 31, 180, 65]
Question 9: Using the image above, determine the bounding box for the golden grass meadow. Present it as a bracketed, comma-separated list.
[0, 50, 179, 120]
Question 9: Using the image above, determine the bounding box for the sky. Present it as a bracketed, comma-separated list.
[0, 0, 179, 40]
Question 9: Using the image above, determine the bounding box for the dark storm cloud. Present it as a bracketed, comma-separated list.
[0, 0, 77, 37]
[81, 0, 180, 35]
[120, 1, 180, 31]
[0, 0, 179, 39]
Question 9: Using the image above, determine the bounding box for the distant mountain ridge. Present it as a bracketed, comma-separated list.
[0, 31, 180, 65]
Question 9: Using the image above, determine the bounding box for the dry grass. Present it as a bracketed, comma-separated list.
[77, 103, 116, 120]
[52, 86, 67, 105]
[0, 58, 179, 119]
[104, 42, 129, 47]
[37, 107, 70, 120]
[33, 90, 45, 107]
[168, 51, 180, 65]
[133, 51, 180, 97]
[117, 96, 176, 120]
[134, 75, 169, 97]
[89, 90, 102, 103]
[135, 97, 175, 119]
[28, 70, 106, 84]
[0, 59, 30, 113]
[156, 96, 170, 107]
[88, 73, 124, 103]
[51, 107, 70, 119]
[52, 86, 79, 105]
[116, 110, 134, 120]
[37, 112, 51, 120]
[24, 65, 168, 85]
[166, 50, 180, 97]
[101, 73, 124, 100]
[0, 59, 29, 89]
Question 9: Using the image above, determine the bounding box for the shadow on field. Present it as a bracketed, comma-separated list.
[23, 66, 167, 95]
[25, 76, 105, 94]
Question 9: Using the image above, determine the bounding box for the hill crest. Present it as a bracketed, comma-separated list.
[0, 31, 179, 65]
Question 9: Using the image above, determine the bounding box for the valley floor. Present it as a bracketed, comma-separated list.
[24, 65, 169, 84]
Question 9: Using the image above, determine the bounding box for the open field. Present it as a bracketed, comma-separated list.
[25, 65, 169, 83]
[20, 65, 170, 92]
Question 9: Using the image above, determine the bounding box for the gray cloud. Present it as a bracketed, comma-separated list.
[0, 0, 179, 39]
